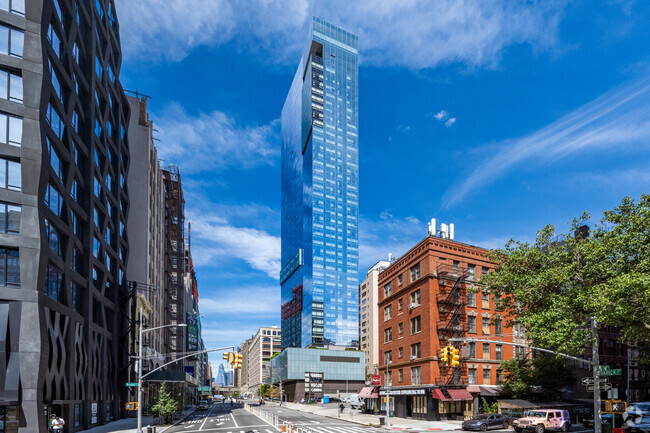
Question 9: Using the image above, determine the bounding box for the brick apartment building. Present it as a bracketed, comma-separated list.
[377, 222, 518, 421]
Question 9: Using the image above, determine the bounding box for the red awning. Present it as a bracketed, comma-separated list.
[358, 387, 374, 398]
[447, 388, 474, 400]
[432, 389, 449, 400]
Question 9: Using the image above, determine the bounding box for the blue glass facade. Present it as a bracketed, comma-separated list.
[281, 18, 359, 349]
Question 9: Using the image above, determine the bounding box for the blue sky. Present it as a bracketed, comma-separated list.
[114, 0, 650, 369]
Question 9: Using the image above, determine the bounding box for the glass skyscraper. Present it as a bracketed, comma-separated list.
[281, 18, 359, 349]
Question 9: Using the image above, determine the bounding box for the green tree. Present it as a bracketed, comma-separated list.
[499, 354, 576, 400]
[481, 397, 499, 414]
[499, 356, 533, 399]
[150, 382, 180, 424]
[482, 194, 650, 356]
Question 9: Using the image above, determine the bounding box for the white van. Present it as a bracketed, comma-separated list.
[348, 395, 364, 410]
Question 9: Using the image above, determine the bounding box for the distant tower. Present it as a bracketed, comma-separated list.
[280, 17, 359, 349]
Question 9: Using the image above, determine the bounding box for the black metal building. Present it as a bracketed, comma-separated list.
[0, 0, 130, 430]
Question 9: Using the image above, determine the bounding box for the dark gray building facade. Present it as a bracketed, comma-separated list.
[0, 0, 131, 431]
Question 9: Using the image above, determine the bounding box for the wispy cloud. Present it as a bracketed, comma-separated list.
[443, 75, 650, 208]
[153, 102, 279, 174]
[188, 211, 280, 279]
[433, 110, 457, 127]
[199, 285, 279, 315]
[116, 0, 565, 70]
[359, 212, 426, 272]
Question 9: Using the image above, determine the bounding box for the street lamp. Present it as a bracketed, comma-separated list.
[136, 307, 186, 433]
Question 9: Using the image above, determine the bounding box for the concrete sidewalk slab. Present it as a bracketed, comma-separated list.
[77, 409, 194, 433]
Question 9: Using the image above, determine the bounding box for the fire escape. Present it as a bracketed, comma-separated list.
[163, 165, 185, 356]
[436, 263, 468, 386]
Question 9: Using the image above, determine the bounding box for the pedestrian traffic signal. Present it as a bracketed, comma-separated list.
[440, 346, 449, 363]
[233, 353, 243, 369]
[450, 347, 460, 367]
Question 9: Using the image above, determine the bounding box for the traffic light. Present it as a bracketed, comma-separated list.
[222, 351, 231, 362]
[450, 347, 460, 367]
[233, 353, 243, 369]
[440, 346, 449, 363]
[229, 352, 235, 366]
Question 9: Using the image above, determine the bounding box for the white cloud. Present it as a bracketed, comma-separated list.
[442, 75, 650, 208]
[445, 118, 457, 127]
[116, 0, 565, 70]
[152, 103, 279, 173]
[434, 110, 448, 121]
[189, 213, 280, 279]
[199, 286, 279, 315]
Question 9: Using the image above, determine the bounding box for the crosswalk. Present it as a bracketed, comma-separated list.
[203, 426, 373, 433]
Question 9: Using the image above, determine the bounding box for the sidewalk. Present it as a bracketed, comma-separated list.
[280, 402, 464, 430]
[78, 408, 194, 433]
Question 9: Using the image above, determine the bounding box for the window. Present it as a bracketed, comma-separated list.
[105, 226, 112, 247]
[384, 350, 392, 364]
[0, 25, 24, 58]
[467, 291, 476, 307]
[95, 56, 102, 79]
[384, 305, 392, 321]
[482, 292, 490, 308]
[93, 208, 101, 228]
[0, 70, 22, 103]
[410, 316, 421, 334]
[468, 316, 476, 333]
[410, 289, 421, 307]
[0, 0, 25, 16]
[0, 112, 22, 146]
[95, 0, 104, 19]
[468, 368, 477, 385]
[398, 369, 403, 382]
[468, 342, 476, 359]
[107, 64, 115, 82]
[496, 369, 503, 384]
[411, 342, 421, 359]
[48, 139, 63, 181]
[44, 183, 62, 215]
[483, 342, 491, 359]
[44, 219, 61, 257]
[48, 60, 62, 105]
[94, 119, 102, 138]
[46, 103, 63, 139]
[383, 282, 391, 297]
[384, 327, 392, 343]
[453, 260, 459, 276]
[398, 298, 403, 311]
[482, 317, 490, 334]
[410, 262, 420, 282]
[0, 202, 19, 234]
[495, 317, 503, 335]
[0, 247, 19, 286]
[0, 158, 20, 191]
[71, 179, 81, 204]
[71, 248, 80, 272]
[398, 347, 403, 358]
[93, 236, 100, 259]
[72, 42, 79, 63]
[398, 322, 403, 334]
[496, 344, 503, 360]
[411, 366, 421, 385]
[468, 264, 475, 281]
[44, 262, 63, 300]
[94, 176, 102, 198]
[483, 367, 491, 385]
[398, 275, 402, 285]
[71, 211, 82, 238]
[482, 267, 489, 277]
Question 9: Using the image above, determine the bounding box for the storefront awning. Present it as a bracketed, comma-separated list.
[447, 388, 474, 400]
[468, 385, 500, 396]
[432, 389, 448, 400]
[359, 387, 375, 398]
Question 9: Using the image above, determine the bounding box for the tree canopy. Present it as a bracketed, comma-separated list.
[482, 194, 650, 355]
[500, 354, 576, 400]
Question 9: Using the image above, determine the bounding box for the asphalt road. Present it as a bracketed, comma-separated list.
[165, 402, 278, 433]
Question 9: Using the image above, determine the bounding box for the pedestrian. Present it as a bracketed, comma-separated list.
[49, 414, 56, 433]
[339, 403, 345, 416]
[52, 415, 65, 432]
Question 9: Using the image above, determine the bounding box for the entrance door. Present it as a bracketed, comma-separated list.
[406, 396, 413, 418]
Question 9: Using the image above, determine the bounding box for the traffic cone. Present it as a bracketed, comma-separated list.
[281, 425, 286, 432]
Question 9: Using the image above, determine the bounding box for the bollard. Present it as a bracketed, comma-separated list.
[146, 427, 152, 433]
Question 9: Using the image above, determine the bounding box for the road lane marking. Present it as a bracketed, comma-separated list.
[199, 404, 215, 431]
[231, 412, 238, 428]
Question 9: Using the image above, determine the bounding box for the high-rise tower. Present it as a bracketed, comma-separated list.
[281, 18, 359, 349]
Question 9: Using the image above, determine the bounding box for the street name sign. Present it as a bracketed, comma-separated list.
[587, 383, 612, 392]
[125, 382, 138, 387]
[599, 366, 622, 376]
[582, 377, 609, 385]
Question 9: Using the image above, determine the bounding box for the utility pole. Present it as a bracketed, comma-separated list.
[592, 318, 601, 433]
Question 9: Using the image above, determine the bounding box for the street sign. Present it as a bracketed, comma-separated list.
[371, 375, 381, 386]
[599, 366, 623, 376]
[582, 377, 609, 385]
[125, 382, 138, 387]
[587, 383, 612, 392]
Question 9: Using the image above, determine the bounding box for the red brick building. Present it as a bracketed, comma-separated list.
[377, 232, 517, 420]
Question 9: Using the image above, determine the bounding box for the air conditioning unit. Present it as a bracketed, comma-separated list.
[410, 355, 416, 360]
[409, 303, 417, 309]
[439, 279, 446, 286]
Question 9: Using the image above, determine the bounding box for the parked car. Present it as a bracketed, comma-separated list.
[328, 397, 342, 403]
[348, 395, 364, 410]
[513, 409, 571, 433]
[582, 413, 623, 428]
[196, 400, 209, 411]
[462, 413, 510, 431]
